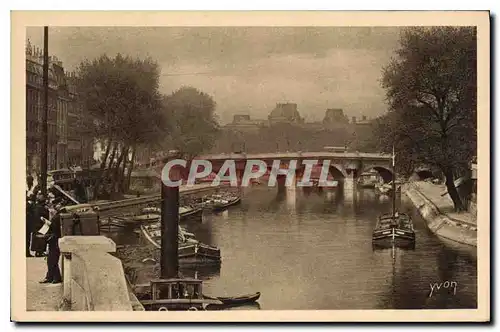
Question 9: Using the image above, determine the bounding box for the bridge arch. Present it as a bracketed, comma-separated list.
[415, 169, 434, 181]
[362, 165, 394, 183]
[327, 163, 347, 179]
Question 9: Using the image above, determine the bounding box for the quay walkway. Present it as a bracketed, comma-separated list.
[26, 257, 63, 311]
[405, 181, 477, 248]
[413, 181, 476, 227]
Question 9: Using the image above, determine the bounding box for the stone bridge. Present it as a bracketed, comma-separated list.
[196, 151, 394, 181]
[191, 151, 394, 199]
[149, 151, 393, 201]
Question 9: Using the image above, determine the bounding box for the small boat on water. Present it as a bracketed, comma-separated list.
[203, 292, 260, 306]
[372, 147, 415, 250]
[137, 278, 260, 311]
[372, 212, 415, 249]
[139, 278, 222, 311]
[141, 205, 203, 222]
[140, 222, 221, 265]
[203, 194, 241, 212]
[376, 181, 402, 195]
[108, 213, 158, 228]
[142, 206, 160, 214]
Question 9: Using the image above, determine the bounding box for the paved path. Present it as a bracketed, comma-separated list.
[413, 181, 476, 226]
[26, 257, 62, 311]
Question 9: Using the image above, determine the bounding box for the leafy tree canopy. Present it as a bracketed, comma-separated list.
[76, 53, 165, 146]
[162, 86, 219, 159]
[379, 27, 477, 210]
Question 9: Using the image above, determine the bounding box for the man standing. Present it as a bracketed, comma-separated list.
[39, 204, 62, 284]
[25, 197, 35, 257]
[33, 195, 49, 257]
[26, 173, 34, 192]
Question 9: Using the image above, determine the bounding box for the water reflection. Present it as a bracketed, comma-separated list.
[112, 186, 477, 310]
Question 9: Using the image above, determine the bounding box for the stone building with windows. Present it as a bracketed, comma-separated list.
[25, 40, 93, 172]
[66, 72, 94, 168]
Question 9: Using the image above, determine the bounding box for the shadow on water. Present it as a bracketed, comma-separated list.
[109, 185, 477, 310]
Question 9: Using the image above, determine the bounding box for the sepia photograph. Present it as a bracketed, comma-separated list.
[11, 11, 489, 322]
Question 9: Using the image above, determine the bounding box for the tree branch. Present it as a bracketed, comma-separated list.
[415, 97, 440, 121]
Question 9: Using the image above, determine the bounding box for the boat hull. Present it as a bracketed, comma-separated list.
[205, 292, 260, 305]
[372, 229, 415, 249]
[180, 207, 203, 222]
[140, 207, 203, 223]
[212, 197, 241, 212]
[140, 298, 221, 311]
[140, 225, 221, 265]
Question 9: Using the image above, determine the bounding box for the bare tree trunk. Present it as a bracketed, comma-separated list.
[100, 142, 118, 198]
[120, 149, 129, 192]
[100, 139, 112, 169]
[125, 145, 137, 192]
[443, 166, 465, 212]
[111, 145, 128, 195]
[118, 146, 130, 193]
[93, 138, 113, 199]
[107, 142, 118, 170]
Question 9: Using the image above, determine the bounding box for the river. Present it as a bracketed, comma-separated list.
[109, 185, 477, 310]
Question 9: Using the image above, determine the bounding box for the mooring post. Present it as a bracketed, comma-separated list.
[160, 151, 181, 279]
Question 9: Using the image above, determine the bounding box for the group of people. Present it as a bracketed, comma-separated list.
[26, 175, 64, 285]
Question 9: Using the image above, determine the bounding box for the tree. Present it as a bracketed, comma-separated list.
[380, 27, 477, 211]
[76, 54, 165, 196]
[162, 87, 219, 160]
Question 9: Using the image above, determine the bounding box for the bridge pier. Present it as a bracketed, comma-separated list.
[343, 170, 358, 205]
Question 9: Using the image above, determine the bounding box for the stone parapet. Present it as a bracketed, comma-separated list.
[59, 235, 139, 311]
[404, 184, 477, 248]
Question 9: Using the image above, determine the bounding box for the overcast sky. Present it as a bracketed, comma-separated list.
[26, 27, 402, 124]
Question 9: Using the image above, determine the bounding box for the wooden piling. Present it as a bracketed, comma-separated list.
[160, 151, 182, 279]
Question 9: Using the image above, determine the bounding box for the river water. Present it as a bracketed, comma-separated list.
[110, 186, 477, 310]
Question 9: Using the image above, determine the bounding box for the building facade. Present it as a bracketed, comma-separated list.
[26, 40, 93, 172]
[66, 72, 94, 168]
[268, 103, 304, 125]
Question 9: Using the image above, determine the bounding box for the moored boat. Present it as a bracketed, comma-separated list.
[372, 146, 415, 250]
[372, 212, 415, 249]
[141, 205, 203, 222]
[139, 278, 222, 311]
[140, 222, 221, 265]
[205, 194, 241, 212]
[203, 292, 261, 307]
[138, 278, 260, 311]
[178, 205, 203, 221]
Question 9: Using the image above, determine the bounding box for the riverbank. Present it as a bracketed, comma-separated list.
[404, 181, 477, 248]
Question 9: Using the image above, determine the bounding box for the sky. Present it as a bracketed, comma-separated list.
[26, 27, 402, 124]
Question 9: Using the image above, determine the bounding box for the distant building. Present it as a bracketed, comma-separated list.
[268, 103, 304, 125]
[26, 40, 61, 171]
[323, 108, 349, 125]
[224, 114, 267, 133]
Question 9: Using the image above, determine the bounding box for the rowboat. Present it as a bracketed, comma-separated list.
[204, 292, 260, 306]
[113, 213, 160, 227]
[206, 195, 241, 212]
[141, 205, 203, 222]
[140, 222, 221, 265]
